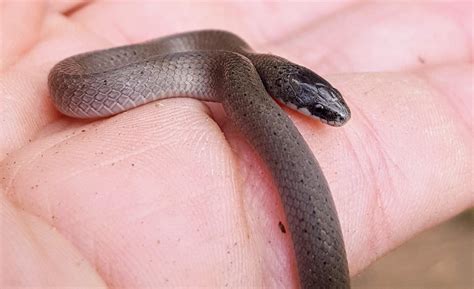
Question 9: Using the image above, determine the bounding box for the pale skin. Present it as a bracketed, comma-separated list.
[0, 1, 472, 288]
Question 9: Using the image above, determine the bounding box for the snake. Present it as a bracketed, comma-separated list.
[47, 30, 351, 288]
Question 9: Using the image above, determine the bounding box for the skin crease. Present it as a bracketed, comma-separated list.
[0, 1, 472, 288]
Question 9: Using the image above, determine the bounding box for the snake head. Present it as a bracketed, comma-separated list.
[288, 67, 350, 126]
[264, 62, 351, 127]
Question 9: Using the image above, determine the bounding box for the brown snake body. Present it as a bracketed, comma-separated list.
[48, 30, 351, 288]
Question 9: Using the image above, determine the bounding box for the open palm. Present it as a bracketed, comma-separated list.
[1, 2, 471, 288]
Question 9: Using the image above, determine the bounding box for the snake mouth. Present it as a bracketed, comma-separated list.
[276, 98, 349, 127]
[308, 111, 347, 127]
[319, 116, 344, 127]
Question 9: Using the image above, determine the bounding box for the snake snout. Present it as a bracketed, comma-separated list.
[314, 85, 351, 126]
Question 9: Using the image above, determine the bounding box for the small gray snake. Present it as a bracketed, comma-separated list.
[48, 30, 351, 289]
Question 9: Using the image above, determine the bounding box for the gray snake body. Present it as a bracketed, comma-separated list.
[48, 30, 351, 288]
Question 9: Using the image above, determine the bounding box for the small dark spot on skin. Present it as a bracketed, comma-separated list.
[226, 250, 230, 254]
[131, 163, 135, 167]
[157, 240, 160, 245]
[81, 129, 86, 132]
[418, 56, 425, 64]
[278, 221, 286, 233]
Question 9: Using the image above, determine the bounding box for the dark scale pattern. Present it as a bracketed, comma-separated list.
[48, 30, 351, 288]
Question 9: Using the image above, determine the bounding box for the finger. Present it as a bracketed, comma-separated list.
[421, 64, 472, 127]
[0, 8, 109, 160]
[64, 1, 356, 46]
[0, 190, 107, 287]
[289, 64, 472, 275]
[0, 0, 47, 71]
[270, 2, 472, 74]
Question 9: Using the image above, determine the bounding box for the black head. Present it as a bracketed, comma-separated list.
[266, 64, 351, 126]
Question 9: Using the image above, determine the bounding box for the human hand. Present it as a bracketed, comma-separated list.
[1, 1, 471, 288]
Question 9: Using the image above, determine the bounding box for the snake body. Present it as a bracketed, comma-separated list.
[48, 30, 351, 288]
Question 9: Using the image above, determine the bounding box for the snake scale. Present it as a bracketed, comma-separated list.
[48, 30, 351, 289]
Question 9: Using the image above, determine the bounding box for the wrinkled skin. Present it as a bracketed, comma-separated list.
[0, 1, 472, 288]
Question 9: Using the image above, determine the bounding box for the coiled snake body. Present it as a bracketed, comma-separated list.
[48, 30, 351, 288]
